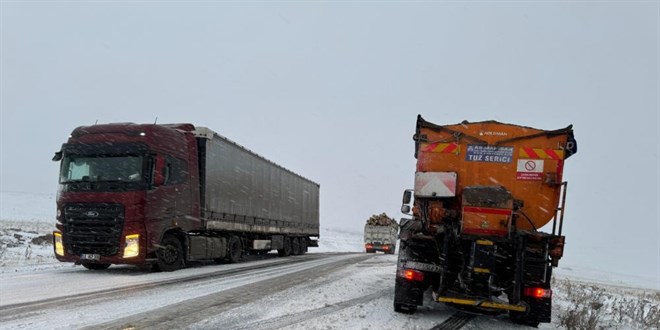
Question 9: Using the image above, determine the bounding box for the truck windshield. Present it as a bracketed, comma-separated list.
[60, 155, 144, 183]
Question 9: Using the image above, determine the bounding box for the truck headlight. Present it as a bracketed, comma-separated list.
[54, 232, 64, 256]
[123, 234, 140, 258]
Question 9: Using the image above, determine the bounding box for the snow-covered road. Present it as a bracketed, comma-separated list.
[0, 253, 375, 329]
[0, 250, 547, 330]
[1, 244, 658, 330]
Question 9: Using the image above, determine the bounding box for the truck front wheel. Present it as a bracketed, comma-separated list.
[156, 234, 185, 272]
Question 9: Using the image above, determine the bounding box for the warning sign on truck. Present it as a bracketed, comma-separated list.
[465, 145, 514, 163]
[517, 159, 543, 180]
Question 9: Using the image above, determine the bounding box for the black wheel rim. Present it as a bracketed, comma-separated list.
[161, 242, 179, 264]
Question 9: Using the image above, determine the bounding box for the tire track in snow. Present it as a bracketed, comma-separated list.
[228, 288, 392, 330]
[0, 253, 342, 322]
[88, 254, 375, 330]
[429, 312, 474, 330]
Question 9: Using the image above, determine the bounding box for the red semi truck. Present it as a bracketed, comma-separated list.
[52, 123, 319, 271]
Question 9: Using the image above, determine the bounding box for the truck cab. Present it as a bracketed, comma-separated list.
[52, 123, 200, 270]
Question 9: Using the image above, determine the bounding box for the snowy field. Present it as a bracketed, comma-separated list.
[1, 190, 658, 329]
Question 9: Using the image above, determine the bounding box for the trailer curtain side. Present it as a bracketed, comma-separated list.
[195, 128, 320, 236]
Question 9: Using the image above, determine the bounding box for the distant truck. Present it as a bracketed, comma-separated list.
[364, 213, 398, 254]
[394, 116, 577, 327]
[52, 123, 319, 271]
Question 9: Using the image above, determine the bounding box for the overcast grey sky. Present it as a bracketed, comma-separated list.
[1, 1, 658, 284]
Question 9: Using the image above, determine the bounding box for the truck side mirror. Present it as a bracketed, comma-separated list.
[401, 189, 414, 214]
[402, 190, 412, 204]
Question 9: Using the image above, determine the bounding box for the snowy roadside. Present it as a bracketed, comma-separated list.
[0, 191, 64, 273]
[0, 227, 64, 272]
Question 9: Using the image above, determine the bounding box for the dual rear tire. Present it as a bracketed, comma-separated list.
[278, 237, 306, 257]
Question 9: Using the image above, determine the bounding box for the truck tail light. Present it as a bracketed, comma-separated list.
[365, 244, 373, 249]
[523, 287, 552, 299]
[399, 269, 424, 282]
[53, 232, 64, 256]
[123, 234, 140, 258]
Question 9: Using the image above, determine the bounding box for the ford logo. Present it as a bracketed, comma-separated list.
[84, 211, 100, 217]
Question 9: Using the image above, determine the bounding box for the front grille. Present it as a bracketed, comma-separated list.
[63, 203, 125, 256]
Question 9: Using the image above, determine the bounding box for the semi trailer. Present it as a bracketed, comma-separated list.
[52, 123, 319, 271]
[394, 115, 577, 327]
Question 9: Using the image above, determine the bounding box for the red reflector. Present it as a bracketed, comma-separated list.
[523, 287, 552, 298]
[399, 269, 424, 282]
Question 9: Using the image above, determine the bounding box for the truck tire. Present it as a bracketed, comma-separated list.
[292, 237, 301, 255]
[156, 234, 185, 272]
[278, 237, 292, 257]
[300, 238, 307, 255]
[226, 236, 243, 263]
[393, 241, 425, 314]
[509, 311, 540, 328]
[81, 263, 111, 270]
[394, 302, 417, 314]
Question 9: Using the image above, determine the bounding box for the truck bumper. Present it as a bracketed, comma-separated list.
[365, 243, 395, 254]
[55, 252, 148, 265]
[53, 230, 149, 265]
[437, 296, 527, 312]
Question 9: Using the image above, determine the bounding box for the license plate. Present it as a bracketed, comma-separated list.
[81, 253, 100, 261]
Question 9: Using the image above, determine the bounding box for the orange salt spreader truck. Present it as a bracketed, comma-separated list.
[394, 115, 577, 327]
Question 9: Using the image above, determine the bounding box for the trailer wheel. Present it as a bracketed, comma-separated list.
[81, 263, 111, 270]
[156, 234, 185, 272]
[292, 237, 301, 255]
[300, 238, 308, 255]
[226, 236, 243, 263]
[278, 237, 292, 257]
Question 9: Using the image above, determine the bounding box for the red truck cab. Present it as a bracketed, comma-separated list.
[53, 123, 200, 270]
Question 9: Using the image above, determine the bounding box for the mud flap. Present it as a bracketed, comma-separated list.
[394, 276, 425, 306]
